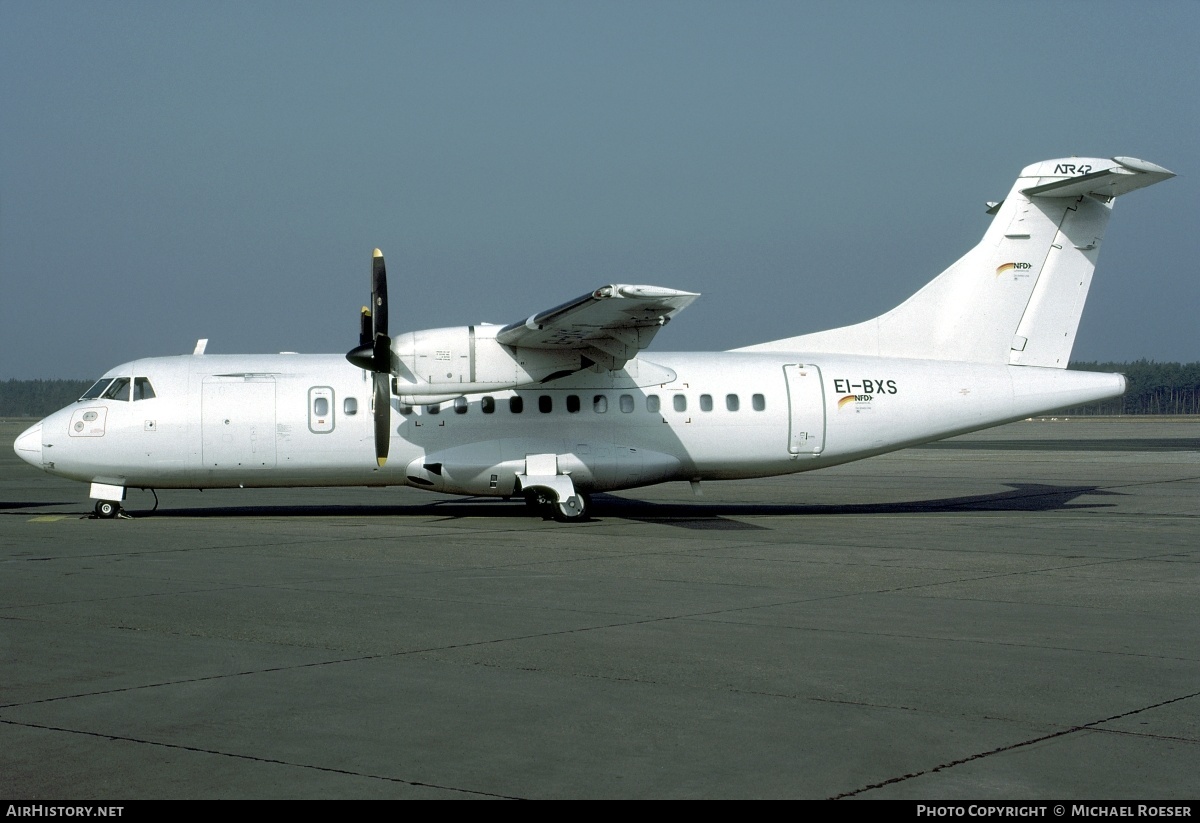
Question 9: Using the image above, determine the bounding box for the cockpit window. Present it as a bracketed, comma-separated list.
[101, 377, 131, 401]
[80, 379, 112, 400]
[133, 377, 156, 400]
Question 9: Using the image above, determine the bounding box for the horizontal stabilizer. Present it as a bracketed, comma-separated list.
[1021, 156, 1175, 199]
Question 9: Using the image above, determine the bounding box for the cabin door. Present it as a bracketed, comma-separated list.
[783, 364, 826, 455]
[201, 376, 278, 468]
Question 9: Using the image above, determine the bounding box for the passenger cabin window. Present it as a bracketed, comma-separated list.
[538, 395, 552, 413]
[699, 394, 713, 412]
[133, 377, 156, 400]
[673, 395, 687, 412]
[752, 393, 766, 411]
[482, 396, 496, 414]
[593, 395, 608, 414]
[726, 394, 739, 411]
[454, 397, 468, 414]
[102, 377, 131, 401]
[619, 394, 634, 413]
[509, 396, 524, 414]
[566, 395, 581, 413]
[344, 397, 358, 415]
[646, 395, 660, 413]
[426, 403, 441, 414]
[314, 397, 330, 416]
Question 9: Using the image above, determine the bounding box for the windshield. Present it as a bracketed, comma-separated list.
[79, 379, 112, 400]
[101, 377, 131, 401]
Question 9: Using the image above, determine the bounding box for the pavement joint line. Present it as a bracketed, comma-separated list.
[1086, 727, 1200, 745]
[4, 549, 1195, 706]
[2, 604, 783, 710]
[832, 689, 1200, 799]
[687, 615, 1200, 663]
[0, 718, 520, 799]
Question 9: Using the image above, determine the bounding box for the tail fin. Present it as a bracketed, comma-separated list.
[738, 157, 1175, 367]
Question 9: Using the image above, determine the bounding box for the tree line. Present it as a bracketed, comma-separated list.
[2, 361, 1199, 418]
[1062, 360, 1200, 415]
[1, 379, 94, 418]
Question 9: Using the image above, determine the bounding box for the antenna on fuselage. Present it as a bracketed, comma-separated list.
[193, 339, 208, 355]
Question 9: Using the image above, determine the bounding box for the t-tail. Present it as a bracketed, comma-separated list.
[738, 156, 1175, 366]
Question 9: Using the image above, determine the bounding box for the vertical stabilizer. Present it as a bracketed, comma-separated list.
[737, 157, 1174, 366]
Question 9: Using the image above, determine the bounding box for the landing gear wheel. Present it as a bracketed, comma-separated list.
[554, 492, 590, 522]
[94, 500, 120, 519]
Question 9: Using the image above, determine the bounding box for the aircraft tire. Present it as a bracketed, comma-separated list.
[553, 493, 589, 522]
[95, 500, 120, 519]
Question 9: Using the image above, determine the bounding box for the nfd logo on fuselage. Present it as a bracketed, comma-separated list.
[833, 378, 897, 413]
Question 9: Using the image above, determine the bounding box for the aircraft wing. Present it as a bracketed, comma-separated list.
[495, 284, 699, 370]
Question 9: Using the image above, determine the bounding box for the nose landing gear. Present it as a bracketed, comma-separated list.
[94, 499, 123, 519]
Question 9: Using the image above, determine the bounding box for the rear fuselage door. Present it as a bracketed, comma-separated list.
[783, 364, 826, 455]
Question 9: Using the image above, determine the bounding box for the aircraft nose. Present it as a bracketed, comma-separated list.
[13, 422, 43, 468]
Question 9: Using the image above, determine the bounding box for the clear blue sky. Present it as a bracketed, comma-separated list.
[2, 1, 1197, 379]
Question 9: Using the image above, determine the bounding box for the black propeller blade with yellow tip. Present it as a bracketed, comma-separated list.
[345, 249, 392, 467]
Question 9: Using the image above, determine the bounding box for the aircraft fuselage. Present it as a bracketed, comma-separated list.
[16, 351, 1124, 499]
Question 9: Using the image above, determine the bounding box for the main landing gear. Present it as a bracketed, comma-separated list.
[515, 454, 591, 522]
[524, 489, 591, 522]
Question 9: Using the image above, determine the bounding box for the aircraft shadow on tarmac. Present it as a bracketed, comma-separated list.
[918, 437, 1200, 452]
[11, 481, 1122, 529]
[593, 483, 1124, 529]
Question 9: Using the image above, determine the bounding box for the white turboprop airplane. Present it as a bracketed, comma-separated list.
[13, 156, 1175, 520]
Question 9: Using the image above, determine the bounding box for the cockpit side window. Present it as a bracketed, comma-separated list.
[80, 379, 112, 400]
[101, 377, 131, 401]
[133, 377, 156, 401]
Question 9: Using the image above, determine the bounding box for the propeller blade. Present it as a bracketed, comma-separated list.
[372, 248, 388, 339]
[346, 249, 393, 374]
[359, 307, 372, 349]
[348, 248, 394, 468]
[373, 372, 390, 467]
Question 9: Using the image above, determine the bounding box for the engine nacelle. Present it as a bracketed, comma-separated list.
[390, 324, 583, 403]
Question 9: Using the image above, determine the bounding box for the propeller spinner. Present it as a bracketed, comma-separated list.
[345, 249, 392, 467]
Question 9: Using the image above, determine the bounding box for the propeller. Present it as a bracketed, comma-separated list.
[345, 249, 392, 467]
